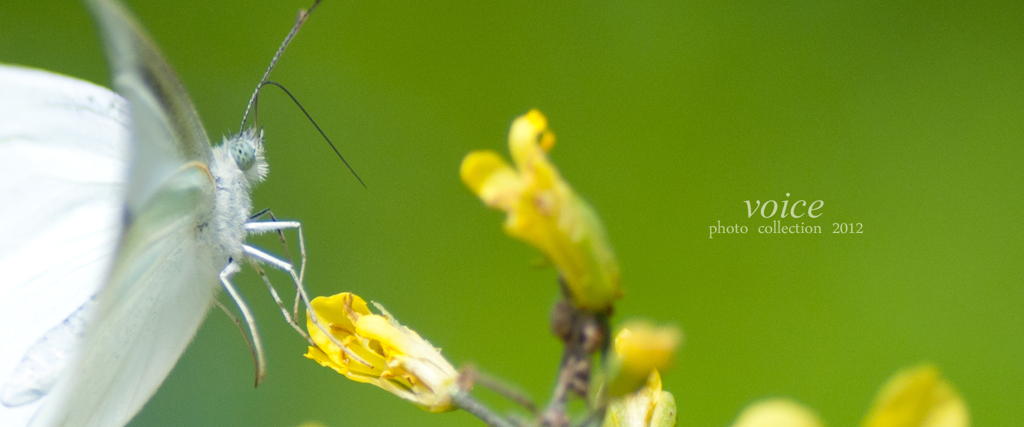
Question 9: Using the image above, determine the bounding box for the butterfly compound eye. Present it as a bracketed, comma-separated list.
[229, 138, 257, 171]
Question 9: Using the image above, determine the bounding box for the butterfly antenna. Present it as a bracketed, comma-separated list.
[261, 80, 366, 188]
[240, 0, 322, 132]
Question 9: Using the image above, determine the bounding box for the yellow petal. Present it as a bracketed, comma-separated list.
[509, 110, 554, 162]
[304, 346, 344, 375]
[641, 372, 677, 427]
[460, 150, 523, 210]
[731, 399, 825, 427]
[604, 371, 677, 427]
[308, 292, 368, 335]
[306, 293, 388, 379]
[861, 365, 970, 427]
[649, 389, 677, 427]
[606, 322, 682, 398]
[305, 292, 458, 412]
[355, 314, 436, 363]
[461, 110, 622, 312]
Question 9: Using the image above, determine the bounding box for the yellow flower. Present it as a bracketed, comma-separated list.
[304, 293, 459, 412]
[728, 364, 969, 427]
[731, 399, 824, 427]
[604, 371, 677, 427]
[460, 110, 621, 313]
[861, 365, 969, 427]
[604, 321, 682, 398]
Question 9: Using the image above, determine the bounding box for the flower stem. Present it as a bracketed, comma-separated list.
[541, 285, 610, 427]
[451, 389, 518, 427]
[462, 367, 538, 414]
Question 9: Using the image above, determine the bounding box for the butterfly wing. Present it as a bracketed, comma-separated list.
[86, 0, 214, 210]
[0, 65, 129, 426]
[33, 163, 220, 427]
[29, 0, 229, 426]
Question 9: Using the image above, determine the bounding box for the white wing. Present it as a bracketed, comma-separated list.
[0, 65, 129, 427]
[85, 0, 214, 211]
[30, 0, 229, 426]
[33, 163, 221, 427]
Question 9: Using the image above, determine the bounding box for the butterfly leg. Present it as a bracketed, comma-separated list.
[243, 222, 372, 368]
[248, 208, 296, 267]
[246, 210, 303, 322]
[242, 222, 320, 334]
[244, 220, 308, 339]
[219, 260, 267, 386]
[212, 299, 265, 385]
[247, 260, 312, 344]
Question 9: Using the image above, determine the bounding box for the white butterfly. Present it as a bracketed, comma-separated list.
[0, 0, 334, 426]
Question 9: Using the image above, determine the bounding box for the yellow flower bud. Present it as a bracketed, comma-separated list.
[604, 371, 677, 427]
[605, 321, 682, 398]
[861, 365, 969, 427]
[304, 293, 458, 412]
[725, 365, 969, 427]
[460, 110, 621, 313]
[730, 399, 824, 427]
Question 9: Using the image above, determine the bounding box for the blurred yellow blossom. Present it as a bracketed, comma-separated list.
[460, 110, 621, 313]
[728, 365, 968, 427]
[605, 321, 682, 398]
[731, 399, 824, 427]
[304, 292, 458, 412]
[604, 371, 677, 427]
[861, 364, 969, 427]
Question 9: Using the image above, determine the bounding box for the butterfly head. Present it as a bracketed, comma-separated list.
[227, 128, 268, 184]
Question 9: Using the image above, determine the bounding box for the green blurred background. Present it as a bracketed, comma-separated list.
[2, 0, 1022, 426]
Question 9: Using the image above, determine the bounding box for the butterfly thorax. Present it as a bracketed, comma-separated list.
[206, 128, 267, 260]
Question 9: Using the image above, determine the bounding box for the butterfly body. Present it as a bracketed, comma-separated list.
[207, 130, 267, 261]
